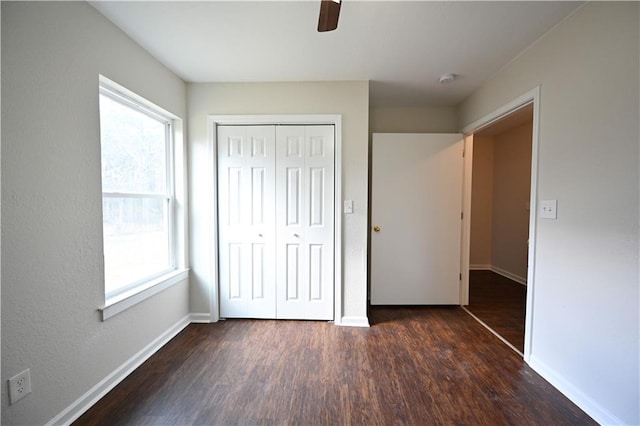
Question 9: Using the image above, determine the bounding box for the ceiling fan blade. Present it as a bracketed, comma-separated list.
[318, 0, 341, 32]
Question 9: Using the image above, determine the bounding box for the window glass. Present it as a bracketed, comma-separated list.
[100, 95, 167, 194]
[99, 90, 174, 298]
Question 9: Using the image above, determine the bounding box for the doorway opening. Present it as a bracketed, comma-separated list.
[459, 89, 539, 360]
[465, 104, 533, 355]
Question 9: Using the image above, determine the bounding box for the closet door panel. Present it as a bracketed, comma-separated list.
[303, 125, 335, 320]
[276, 125, 334, 320]
[218, 125, 276, 318]
[276, 126, 306, 318]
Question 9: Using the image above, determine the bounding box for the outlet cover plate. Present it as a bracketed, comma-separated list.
[8, 368, 32, 405]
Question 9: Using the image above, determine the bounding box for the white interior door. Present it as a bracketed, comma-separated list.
[371, 133, 464, 305]
[218, 125, 276, 318]
[276, 125, 334, 320]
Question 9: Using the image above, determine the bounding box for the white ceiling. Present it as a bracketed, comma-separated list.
[90, 1, 582, 107]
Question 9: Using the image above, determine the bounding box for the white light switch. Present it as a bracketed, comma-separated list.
[344, 200, 353, 214]
[540, 200, 557, 219]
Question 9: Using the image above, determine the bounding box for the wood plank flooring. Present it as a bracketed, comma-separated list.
[467, 270, 527, 353]
[75, 306, 594, 425]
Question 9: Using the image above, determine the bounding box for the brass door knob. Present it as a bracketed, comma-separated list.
[373, 226, 381, 232]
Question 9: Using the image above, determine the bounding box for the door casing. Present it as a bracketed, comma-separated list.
[207, 115, 343, 324]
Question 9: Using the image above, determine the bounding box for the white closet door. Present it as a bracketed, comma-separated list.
[218, 125, 276, 318]
[276, 125, 335, 320]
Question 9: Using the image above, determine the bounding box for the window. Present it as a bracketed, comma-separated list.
[99, 82, 178, 303]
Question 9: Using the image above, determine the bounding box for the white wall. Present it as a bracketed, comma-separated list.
[188, 82, 369, 323]
[369, 106, 457, 134]
[491, 122, 532, 280]
[1, 3, 189, 424]
[470, 135, 494, 267]
[458, 3, 639, 424]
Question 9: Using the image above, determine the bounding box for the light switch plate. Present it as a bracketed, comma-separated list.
[540, 199, 557, 219]
[344, 200, 353, 214]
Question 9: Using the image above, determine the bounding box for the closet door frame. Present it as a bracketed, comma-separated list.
[207, 115, 343, 324]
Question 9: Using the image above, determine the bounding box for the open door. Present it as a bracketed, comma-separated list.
[370, 133, 464, 305]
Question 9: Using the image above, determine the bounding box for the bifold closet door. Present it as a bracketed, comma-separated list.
[218, 125, 276, 318]
[276, 126, 335, 320]
[218, 124, 335, 320]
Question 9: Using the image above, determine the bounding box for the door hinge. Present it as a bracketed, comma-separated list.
[459, 273, 462, 281]
[461, 212, 464, 220]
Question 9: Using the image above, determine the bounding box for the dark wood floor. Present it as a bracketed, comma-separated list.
[75, 306, 594, 425]
[467, 270, 527, 353]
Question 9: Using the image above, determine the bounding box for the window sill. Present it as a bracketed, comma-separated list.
[99, 269, 189, 321]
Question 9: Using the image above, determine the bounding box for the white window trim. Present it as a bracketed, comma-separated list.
[97, 75, 188, 320]
[100, 269, 189, 320]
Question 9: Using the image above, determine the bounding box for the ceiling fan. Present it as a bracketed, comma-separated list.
[318, 0, 342, 32]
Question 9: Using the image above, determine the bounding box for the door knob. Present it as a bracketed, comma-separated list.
[258, 233, 263, 237]
[373, 226, 381, 232]
[293, 233, 300, 238]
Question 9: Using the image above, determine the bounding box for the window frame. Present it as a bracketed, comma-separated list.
[98, 76, 188, 320]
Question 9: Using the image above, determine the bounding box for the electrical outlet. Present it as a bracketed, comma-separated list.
[8, 369, 32, 405]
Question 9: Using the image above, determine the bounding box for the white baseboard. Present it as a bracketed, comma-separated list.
[340, 316, 370, 327]
[490, 265, 527, 285]
[47, 314, 192, 426]
[470, 264, 491, 270]
[528, 355, 622, 425]
[190, 313, 212, 323]
[471, 264, 527, 285]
